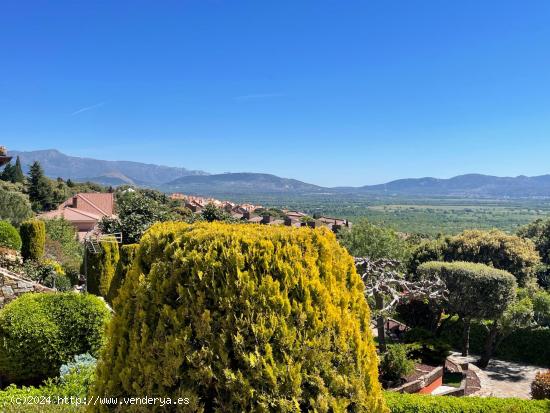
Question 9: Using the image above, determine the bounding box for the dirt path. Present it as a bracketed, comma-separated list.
[449, 352, 546, 399]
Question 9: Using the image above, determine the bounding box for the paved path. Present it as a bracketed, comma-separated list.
[449, 352, 546, 399]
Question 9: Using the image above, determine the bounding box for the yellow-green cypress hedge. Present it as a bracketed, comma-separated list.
[86, 241, 119, 298]
[106, 243, 139, 304]
[92, 222, 387, 412]
[19, 219, 45, 261]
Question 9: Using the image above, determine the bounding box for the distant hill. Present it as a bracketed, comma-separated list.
[8, 149, 550, 198]
[354, 173, 550, 198]
[11, 149, 207, 186]
[163, 173, 325, 195]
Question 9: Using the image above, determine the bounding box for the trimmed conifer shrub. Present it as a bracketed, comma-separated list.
[0, 292, 110, 384]
[20, 219, 46, 261]
[86, 241, 120, 298]
[92, 222, 387, 412]
[106, 243, 138, 304]
[0, 220, 21, 251]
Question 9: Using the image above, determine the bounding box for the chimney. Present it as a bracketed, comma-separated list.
[72, 196, 78, 208]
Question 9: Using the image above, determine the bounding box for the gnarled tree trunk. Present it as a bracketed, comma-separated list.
[375, 292, 387, 352]
[477, 320, 500, 369]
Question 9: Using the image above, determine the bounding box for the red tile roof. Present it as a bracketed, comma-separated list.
[39, 192, 115, 227]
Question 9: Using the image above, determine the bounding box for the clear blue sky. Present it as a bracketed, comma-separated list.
[1, 1, 550, 187]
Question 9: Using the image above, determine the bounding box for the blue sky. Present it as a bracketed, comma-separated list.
[1, 1, 550, 187]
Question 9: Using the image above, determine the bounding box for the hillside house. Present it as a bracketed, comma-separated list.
[39, 193, 115, 240]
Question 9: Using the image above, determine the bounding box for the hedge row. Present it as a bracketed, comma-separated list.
[439, 317, 550, 367]
[385, 392, 550, 413]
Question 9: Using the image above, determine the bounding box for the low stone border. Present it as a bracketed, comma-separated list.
[392, 366, 444, 394]
[438, 359, 481, 396]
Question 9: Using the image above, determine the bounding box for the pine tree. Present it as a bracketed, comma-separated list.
[28, 161, 54, 212]
[1, 163, 13, 182]
[13, 156, 24, 183]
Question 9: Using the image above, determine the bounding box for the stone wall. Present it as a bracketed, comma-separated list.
[0, 267, 54, 308]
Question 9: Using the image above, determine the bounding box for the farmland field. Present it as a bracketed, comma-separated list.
[220, 193, 550, 235]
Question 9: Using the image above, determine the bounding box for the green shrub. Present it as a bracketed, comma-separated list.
[418, 261, 516, 355]
[385, 391, 550, 412]
[0, 292, 111, 384]
[92, 222, 387, 412]
[338, 218, 411, 263]
[20, 220, 46, 261]
[86, 241, 119, 298]
[402, 328, 451, 366]
[106, 243, 138, 304]
[0, 354, 93, 412]
[0, 220, 22, 251]
[533, 290, 550, 327]
[411, 229, 540, 286]
[532, 370, 550, 400]
[379, 344, 417, 383]
[0, 189, 33, 227]
[44, 218, 83, 273]
[418, 261, 517, 321]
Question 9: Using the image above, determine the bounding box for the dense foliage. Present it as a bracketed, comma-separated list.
[418, 261, 516, 321]
[0, 220, 22, 251]
[93, 222, 387, 412]
[0, 181, 33, 226]
[106, 243, 138, 304]
[99, 190, 178, 244]
[20, 220, 46, 261]
[531, 370, 550, 400]
[0, 156, 25, 184]
[385, 391, 550, 412]
[439, 317, 550, 367]
[518, 218, 550, 289]
[410, 229, 539, 286]
[28, 161, 57, 212]
[0, 293, 110, 384]
[44, 218, 83, 273]
[517, 218, 550, 263]
[379, 344, 417, 383]
[338, 219, 410, 263]
[86, 241, 119, 297]
[0, 353, 95, 413]
[418, 261, 516, 355]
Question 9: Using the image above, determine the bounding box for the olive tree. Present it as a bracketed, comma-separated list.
[477, 296, 534, 368]
[418, 261, 517, 357]
[356, 257, 447, 352]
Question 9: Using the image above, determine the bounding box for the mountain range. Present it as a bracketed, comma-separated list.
[11, 149, 207, 186]
[8, 149, 550, 198]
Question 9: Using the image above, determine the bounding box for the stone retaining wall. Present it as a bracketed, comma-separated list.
[0, 267, 54, 308]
